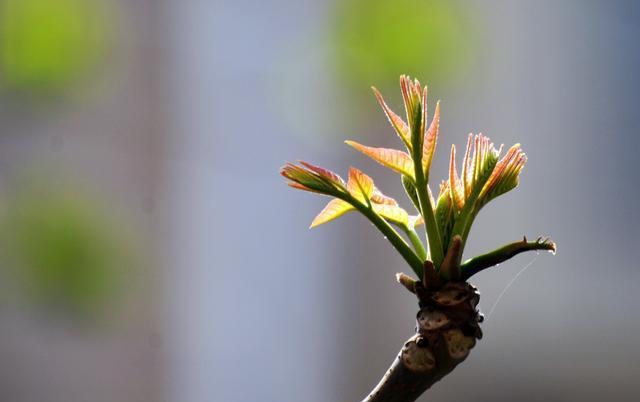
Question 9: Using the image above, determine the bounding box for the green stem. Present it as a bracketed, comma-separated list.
[451, 188, 487, 252]
[344, 194, 424, 277]
[404, 226, 427, 261]
[414, 173, 443, 268]
[407, 102, 444, 268]
[460, 237, 556, 280]
[411, 159, 443, 268]
[458, 203, 484, 249]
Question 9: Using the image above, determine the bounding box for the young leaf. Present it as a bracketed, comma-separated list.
[427, 184, 437, 213]
[449, 134, 515, 244]
[434, 181, 455, 250]
[286, 181, 320, 193]
[372, 87, 411, 150]
[281, 162, 347, 196]
[400, 75, 423, 128]
[462, 133, 473, 197]
[478, 144, 526, 207]
[469, 135, 501, 190]
[449, 144, 465, 211]
[371, 188, 399, 206]
[373, 203, 409, 227]
[420, 86, 428, 143]
[422, 101, 440, 178]
[310, 199, 354, 228]
[347, 167, 375, 202]
[299, 161, 347, 188]
[345, 141, 415, 178]
[410, 215, 424, 229]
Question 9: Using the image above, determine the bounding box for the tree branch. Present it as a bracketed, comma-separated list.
[361, 282, 482, 402]
[362, 334, 467, 402]
[460, 236, 556, 281]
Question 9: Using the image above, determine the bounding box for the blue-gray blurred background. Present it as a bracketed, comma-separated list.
[0, 0, 638, 401]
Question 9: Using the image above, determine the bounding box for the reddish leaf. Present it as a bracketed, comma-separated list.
[449, 145, 465, 210]
[462, 133, 473, 197]
[371, 188, 399, 206]
[345, 140, 415, 178]
[281, 161, 347, 196]
[400, 75, 423, 126]
[422, 101, 440, 177]
[286, 182, 318, 193]
[372, 87, 411, 149]
[480, 144, 526, 203]
[299, 161, 346, 188]
[347, 167, 375, 202]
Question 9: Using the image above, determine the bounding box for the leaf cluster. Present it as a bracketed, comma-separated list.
[282, 76, 554, 282]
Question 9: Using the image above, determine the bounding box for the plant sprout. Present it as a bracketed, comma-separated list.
[281, 75, 555, 402]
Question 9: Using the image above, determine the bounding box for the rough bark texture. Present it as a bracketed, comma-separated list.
[362, 282, 483, 402]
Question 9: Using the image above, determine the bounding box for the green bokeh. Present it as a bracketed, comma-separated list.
[1, 186, 125, 318]
[0, 0, 108, 93]
[332, 0, 477, 91]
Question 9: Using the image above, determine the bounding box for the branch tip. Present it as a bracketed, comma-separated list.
[422, 261, 442, 289]
[460, 236, 556, 280]
[396, 272, 417, 294]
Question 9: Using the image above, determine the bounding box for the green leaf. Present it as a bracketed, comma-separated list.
[434, 181, 455, 250]
[373, 203, 409, 227]
[310, 199, 354, 228]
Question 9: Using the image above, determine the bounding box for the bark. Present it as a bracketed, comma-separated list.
[361, 282, 483, 402]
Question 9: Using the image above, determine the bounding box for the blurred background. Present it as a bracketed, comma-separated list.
[0, 0, 638, 401]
